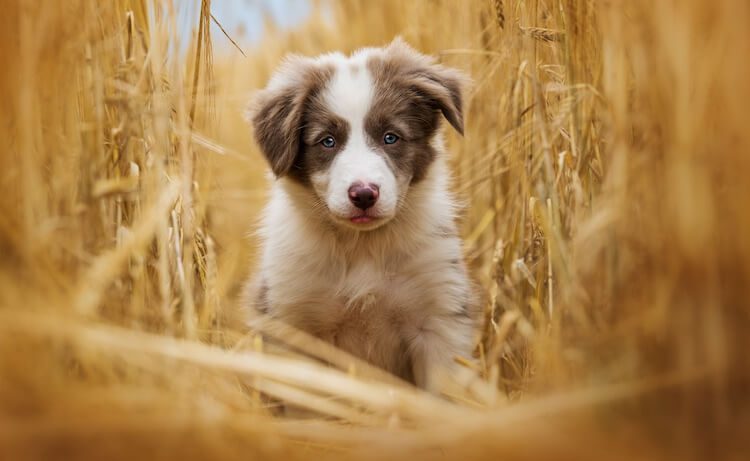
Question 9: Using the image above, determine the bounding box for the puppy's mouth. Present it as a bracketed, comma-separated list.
[331, 210, 392, 230]
[350, 213, 378, 224]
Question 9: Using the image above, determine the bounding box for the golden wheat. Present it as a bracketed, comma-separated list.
[1, 0, 749, 459]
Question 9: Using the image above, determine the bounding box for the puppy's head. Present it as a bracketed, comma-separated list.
[249, 38, 465, 231]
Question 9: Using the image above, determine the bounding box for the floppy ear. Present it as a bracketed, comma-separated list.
[247, 56, 330, 177]
[411, 66, 465, 135]
[385, 37, 467, 135]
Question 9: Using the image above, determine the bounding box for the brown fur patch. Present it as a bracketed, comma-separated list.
[365, 39, 466, 182]
[298, 93, 351, 180]
[249, 58, 335, 180]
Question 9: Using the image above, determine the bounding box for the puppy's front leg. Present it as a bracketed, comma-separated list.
[409, 314, 474, 393]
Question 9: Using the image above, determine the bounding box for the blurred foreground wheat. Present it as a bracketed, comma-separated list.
[1, 1, 749, 460]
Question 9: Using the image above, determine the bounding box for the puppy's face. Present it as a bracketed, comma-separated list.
[250, 39, 465, 231]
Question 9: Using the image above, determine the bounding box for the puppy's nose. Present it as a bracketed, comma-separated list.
[348, 183, 379, 210]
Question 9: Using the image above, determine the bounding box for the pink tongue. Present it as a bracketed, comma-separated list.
[351, 216, 373, 224]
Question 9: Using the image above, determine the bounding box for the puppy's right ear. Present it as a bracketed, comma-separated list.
[247, 56, 330, 177]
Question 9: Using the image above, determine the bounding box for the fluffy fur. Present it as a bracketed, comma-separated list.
[245, 39, 478, 392]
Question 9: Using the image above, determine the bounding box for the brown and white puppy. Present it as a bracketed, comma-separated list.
[245, 39, 477, 392]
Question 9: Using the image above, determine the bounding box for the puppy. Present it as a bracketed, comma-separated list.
[245, 38, 477, 392]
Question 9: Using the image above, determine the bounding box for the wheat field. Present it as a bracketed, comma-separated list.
[1, 0, 748, 459]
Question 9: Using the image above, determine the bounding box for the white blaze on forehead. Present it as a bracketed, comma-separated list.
[320, 56, 375, 127]
[311, 51, 402, 227]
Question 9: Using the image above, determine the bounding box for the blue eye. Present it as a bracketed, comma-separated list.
[383, 133, 399, 145]
[321, 136, 336, 148]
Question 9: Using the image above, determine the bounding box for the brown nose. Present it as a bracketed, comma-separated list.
[348, 183, 379, 210]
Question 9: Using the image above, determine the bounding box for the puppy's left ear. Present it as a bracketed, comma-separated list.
[385, 38, 467, 135]
[412, 65, 466, 135]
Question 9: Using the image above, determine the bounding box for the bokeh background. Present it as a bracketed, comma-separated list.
[1, 1, 749, 459]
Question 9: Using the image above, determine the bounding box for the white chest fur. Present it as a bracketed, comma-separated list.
[250, 161, 476, 388]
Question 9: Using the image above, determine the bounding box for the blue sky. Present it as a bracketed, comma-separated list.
[177, 0, 312, 51]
